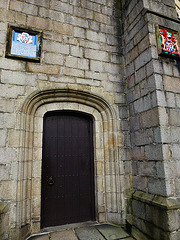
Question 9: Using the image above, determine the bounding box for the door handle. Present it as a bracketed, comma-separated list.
[48, 176, 54, 185]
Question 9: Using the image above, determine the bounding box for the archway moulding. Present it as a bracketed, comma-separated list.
[22, 89, 116, 119]
[16, 88, 125, 235]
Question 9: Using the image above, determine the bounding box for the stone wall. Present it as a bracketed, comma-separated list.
[0, 0, 180, 239]
[123, 0, 180, 239]
[0, 0, 129, 239]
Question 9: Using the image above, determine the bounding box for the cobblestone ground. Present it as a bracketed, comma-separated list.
[27, 223, 136, 240]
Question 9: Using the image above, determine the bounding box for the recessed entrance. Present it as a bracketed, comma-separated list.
[41, 111, 95, 228]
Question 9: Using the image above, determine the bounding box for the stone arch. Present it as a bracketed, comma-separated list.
[16, 89, 125, 234]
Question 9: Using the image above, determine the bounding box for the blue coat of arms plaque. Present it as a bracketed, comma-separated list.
[6, 26, 42, 62]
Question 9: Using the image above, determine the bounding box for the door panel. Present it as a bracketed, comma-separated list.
[41, 111, 95, 228]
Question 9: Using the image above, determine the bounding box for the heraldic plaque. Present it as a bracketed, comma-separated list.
[6, 26, 42, 62]
[157, 26, 180, 59]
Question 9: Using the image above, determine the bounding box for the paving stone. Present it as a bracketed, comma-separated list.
[119, 238, 134, 240]
[96, 224, 129, 240]
[30, 234, 49, 240]
[75, 226, 106, 240]
[50, 229, 78, 240]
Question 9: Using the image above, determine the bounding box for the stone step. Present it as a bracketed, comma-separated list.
[27, 223, 135, 240]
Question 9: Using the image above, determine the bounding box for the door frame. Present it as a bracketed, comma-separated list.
[16, 89, 124, 235]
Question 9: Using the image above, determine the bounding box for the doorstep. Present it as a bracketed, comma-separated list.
[26, 222, 135, 240]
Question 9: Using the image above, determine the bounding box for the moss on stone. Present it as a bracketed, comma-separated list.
[0, 202, 8, 214]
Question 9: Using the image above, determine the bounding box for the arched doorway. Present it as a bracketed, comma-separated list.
[16, 89, 124, 235]
[41, 111, 95, 228]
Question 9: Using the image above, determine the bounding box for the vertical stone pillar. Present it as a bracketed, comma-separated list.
[123, 0, 180, 239]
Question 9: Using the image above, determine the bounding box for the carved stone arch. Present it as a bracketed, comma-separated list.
[16, 89, 125, 234]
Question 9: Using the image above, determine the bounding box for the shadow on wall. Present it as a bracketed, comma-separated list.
[114, 0, 124, 56]
[177, 60, 180, 74]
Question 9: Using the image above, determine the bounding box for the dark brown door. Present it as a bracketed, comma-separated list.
[41, 111, 95, 228]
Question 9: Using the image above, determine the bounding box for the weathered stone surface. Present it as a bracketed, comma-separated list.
[39, 7, 64, 22]
[50, 0, 74, 14]
[43, 40, 70, 54]
[0, 84, 25, 98]
[10, 0, 38, 16]
[0, 58, 25, 71]
[169, 109, 180, 126]
[1, 70, 37, 86]
[164, 76, 180, 93]
[50, 230, 78, 240]
[96, 224, 129, 239]
[133, 176, 147, 192]
[27, 63, 60, 75]
[75, 226, 105, 240]
[44, 53, 64, 65]
[30, 234, 49, 240]
[0, 165, 10, 181]
[131, 226, 149, 240]
[0, 130, 6, 147]
[139, 108, 159, 128]
[53, 21, 73, 35]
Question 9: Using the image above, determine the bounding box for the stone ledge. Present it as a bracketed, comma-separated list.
[131, 226, 151, 240]
[125, 189, 180, 210]
[142, 8, 180, 24]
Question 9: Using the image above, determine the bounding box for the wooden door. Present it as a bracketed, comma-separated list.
[41, 111, 95, 228]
